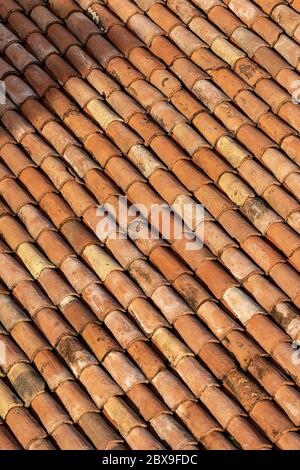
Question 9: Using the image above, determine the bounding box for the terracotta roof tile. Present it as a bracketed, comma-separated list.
[0, 0, 299, 450]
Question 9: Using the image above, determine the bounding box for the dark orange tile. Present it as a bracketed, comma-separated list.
[47, 23, 80, 54]
[26, 31, 58, 62]
[8, 11, 39, 41]
[52, 423, 93, 450]
[48, 0, 81, 19]
[1, 0, 300, 451]
[6, 407, 47, 449]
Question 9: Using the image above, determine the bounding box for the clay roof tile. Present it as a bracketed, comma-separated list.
[0, 0, 299, 450]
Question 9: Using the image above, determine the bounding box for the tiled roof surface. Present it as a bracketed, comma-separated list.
[0, 0, 300, 451]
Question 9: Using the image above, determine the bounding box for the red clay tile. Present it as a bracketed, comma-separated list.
[0, 335, 29, 374]
[104, 270, 144, 308]
[103, 350, 147, 392]
[223, 330, 264, 370]
[107, 91, 144, 122]
[178, 401, 222, 445]
[105, 310, 144, 348]
[87, 68, 120, 98]
[202, 431, 236, 450]
[128, 339, 165, 380]
[276, 431, 300, 450]
[78, 412, 123, 450]
[6, 407, 47, 449]
[150, 35, 184, 66]
[35, 307, 75, 347]
[175, 314, 217, 354]
[0, 127, 15, 149]
[235, 90, 269, 123]
[82, 283, 122, 321]
[47, 23, 80, 54]
[0, 424, 21, 450]
[130, 47, 165, 80]
[254, 47, 290, 78]
[227, 415, 271, 450]
[20, 167, 54, 201]
[153, 369, 194, 410]
[250, 399, 297, 443]
[0, 295, 27, 332]
[46, 54, 78, 86]
[27, 32, 58, 62]
[61, 219, 98, 254]
[199, 341, 236, 380]
[88, 3, 122, 31]
[11, 321, 49, 361]
[0, 253, 33, 290]
[21, 99, 55, 131]
[56, 380, 98, 422]
[33, 349, 71, 392]
[12, 278, 51, 315]
[0, 0, 22, 21]
[150, 413, 197, 450]
[87, 33, 122, 68]
[274, 385, 300, 426]
[201, 385, 245, 429]
[51, 423, 92, 450]
[0, 0, 300, 451]
[31, 6, 62, 33]
[80, 363, 123, 408]
[6, 11, 37, 41]
[6, 43, 37, 73]
[127, 382, 167, 421]
[66, 12, 100, 45]
[4, 74, 36, 106]
[2, 110, 35, 143]
[60, 256, 98, 293]
[7, 361, 45, 406]
[66, 45, 98, 79]
[48, 0, 81, 19]
[61, 299, 95, 334]
[38, 268, 76, 306]
[0, 215, 33, 251]
[126, 426, 165, 450]
[24, 64, 58, 97]
[128, 13, 163, 46]
[82, 322, 121, 361]
[128, 296, 168, 336]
